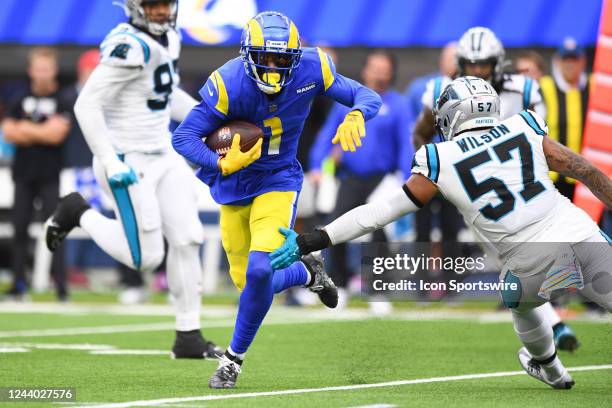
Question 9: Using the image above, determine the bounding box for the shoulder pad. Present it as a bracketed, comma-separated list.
[199, 66, 233, 117]
[517, 110, 548, 136]
[501, 74, 527, 92]
[101, 27, 151, 68]
[310, 47, 337, 92]
[411, 143, 440, 183]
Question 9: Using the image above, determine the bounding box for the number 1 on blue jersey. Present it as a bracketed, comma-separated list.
[263, 117, 283, 155]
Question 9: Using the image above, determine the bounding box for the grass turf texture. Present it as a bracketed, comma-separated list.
[0, 312, 610, 407]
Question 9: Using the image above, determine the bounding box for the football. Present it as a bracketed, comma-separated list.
[204, 120, 264, 155]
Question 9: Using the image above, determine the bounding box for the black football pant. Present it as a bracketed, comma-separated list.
[328, 174, 388, 289]
[11, 179, 66, 298]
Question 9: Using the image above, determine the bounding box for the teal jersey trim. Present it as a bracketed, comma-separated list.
[425, 143, 440, 183]
[519, 110, 546, 136]
[523, 78, 532, 110]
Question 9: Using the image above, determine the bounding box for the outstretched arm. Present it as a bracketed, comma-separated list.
[543, 137, 612, 208]
[270, 175, 438, 269]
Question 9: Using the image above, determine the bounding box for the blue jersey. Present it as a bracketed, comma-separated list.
[173, 47, 381, 205]
[309, 89, 413, 178]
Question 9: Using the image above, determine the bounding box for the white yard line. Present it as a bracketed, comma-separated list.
[0, 342, 115, 350]
[89, 349, 170, 355]
[0, 315, 370, 339]
[74, 364, 612, 408]
[0, 322, 177, 338]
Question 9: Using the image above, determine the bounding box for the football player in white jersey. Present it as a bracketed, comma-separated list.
[414, 27, 579, 351]
[414, 27, 545, 145]
[44, 0, 222, 359]
[271, 77, 612, 390]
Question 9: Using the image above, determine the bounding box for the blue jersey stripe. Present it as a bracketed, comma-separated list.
[111, 154, 141, 269]
[433, 77, 442, 108]
[425, 143, 440, 183]
[110, 185, 141, 269]
[523, 78, 532, 110]
[519, 110, 546, 135]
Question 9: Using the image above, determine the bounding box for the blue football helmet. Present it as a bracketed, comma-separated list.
[240, 11, 302, 94]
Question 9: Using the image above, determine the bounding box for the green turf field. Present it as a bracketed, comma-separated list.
[0, 304, 610, 408]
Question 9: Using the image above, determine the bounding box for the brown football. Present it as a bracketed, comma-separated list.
[204, 120, 264, 155]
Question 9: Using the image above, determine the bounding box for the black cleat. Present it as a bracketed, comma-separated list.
[45, 192, 90, 251]
[209, 354, 241, 389]
[171, 329, 223, 359]
[553, 322, 580, 352]
[303, 252, 338, 308]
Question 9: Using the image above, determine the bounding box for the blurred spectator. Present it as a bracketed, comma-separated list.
[1, 47, 70, 300]
[309, 49, 410, 310]
[539, 38, 590, 201]
[404, 42, 457, 133]
[514, 50, 547, 80]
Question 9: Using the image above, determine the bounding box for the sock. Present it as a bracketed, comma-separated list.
[166, 244, 202, 331]
[226, 346, 244, 364]
[229, 251, 275, 355]
[272, 261, 310, 294]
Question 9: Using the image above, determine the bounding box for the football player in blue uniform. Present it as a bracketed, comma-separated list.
[172, 11, 381, 388]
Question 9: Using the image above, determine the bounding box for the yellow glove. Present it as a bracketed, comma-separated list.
[332, 110, 365, 152]
[218, 133, 262, 176]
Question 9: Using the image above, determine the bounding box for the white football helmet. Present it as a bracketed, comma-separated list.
[433, 76, 500, 141]
[456, 27, 505, 86]
[123, 0, 177, 35]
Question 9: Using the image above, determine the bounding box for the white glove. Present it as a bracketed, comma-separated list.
[102, 157, 137, 188]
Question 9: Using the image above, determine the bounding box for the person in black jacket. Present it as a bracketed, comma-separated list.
[1, 47, 70, 300]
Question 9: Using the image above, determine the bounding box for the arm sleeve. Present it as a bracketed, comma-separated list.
[73, 64, 140, 165]
[324, 186, 421, 245]
[308, 104, 345, 171]
[170, 86, 198, 122]
[171, 100, 224, 171]
[315, 47, 381, 120]
[325, 74, 382, 121]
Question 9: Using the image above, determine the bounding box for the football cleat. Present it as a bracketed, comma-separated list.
[518, 347, 575, 389]
[44, 192, 90, 252]
[208, 354, 242, 389]
[302, 252, 338, 308]
[553, 322, 580, 352]
[171, 330, 223, 359]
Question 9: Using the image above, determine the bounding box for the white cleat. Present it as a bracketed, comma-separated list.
[518, 347, 575, 389]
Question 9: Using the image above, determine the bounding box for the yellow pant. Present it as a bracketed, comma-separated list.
[220, 191, 298, 290]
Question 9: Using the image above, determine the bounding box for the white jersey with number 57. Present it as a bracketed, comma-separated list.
[412, 110, 598, 246]
[99, 23, 181, 153]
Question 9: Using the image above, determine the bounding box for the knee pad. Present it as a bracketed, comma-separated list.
[246, 252, 273, 285]
[165, 222, 204, 247]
